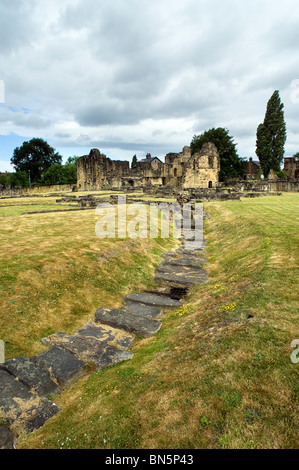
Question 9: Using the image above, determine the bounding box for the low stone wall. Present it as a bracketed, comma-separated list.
[0, 184, 76, 198]
[221, 179, 299, 193]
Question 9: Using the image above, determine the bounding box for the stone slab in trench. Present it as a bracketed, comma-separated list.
[175, 247, 206, 255]
[75, 321, 135, 349]
[95, 307, 162, 337]
[121, 303, 162, 318]
[0, 369, 60, 433]
[156, 263, 207, 276]
[0, 426, 15, 449]
[42, 332, 134, 370]
[123, 292, 182, 309]
[157, 257, 205, 269]
[20, 397, 61, 434]
[161, 251, 206, 261]
[174, 219, 199, 229]
[155, 263, 209, 287]
[182, 241, 206, 251]
[32, 346, 88, 388]
[0, 357, 59, 397]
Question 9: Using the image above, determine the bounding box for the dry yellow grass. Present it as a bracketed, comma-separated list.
[11, 193, 299, 449]
[0, 200, 179, 358]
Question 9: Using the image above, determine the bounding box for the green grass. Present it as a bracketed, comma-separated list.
[0, 200, 179, 359]
[6, 192, 299, 449]
[0, 204, 77, 217]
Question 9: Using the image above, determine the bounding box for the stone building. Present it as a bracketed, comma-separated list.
[283, 157, 299, 179]
[243, 157, 261, 179]
[77, 142, 220, 191]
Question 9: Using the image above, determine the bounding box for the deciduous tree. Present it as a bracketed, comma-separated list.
[11, 138, 62, 183]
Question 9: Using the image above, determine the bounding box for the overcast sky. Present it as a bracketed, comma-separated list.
[1, 0, 299, 171]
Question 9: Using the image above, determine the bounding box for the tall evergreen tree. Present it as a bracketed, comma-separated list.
[256, 90, 287, 177]
[131, 154, 138, 168]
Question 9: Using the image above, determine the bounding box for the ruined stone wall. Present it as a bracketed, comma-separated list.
[182, 143, 220, 189]
[221, 179, 299, 192]
[135, 160, 164, 179]
[77, 149, 130, 190]
[283, 158, 299, 179]
[77, 142, 220, 190]
[0, 184, 76, 197]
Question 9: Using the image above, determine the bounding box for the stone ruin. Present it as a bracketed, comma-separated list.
[77, 142, 220, 191]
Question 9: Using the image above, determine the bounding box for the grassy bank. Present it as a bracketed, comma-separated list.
[0, 200, 178, 359]
[7, 193, 299, 449]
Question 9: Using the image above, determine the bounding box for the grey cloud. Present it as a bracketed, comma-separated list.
[0, 0, 39, 54]
[85, 139, 174, 158]
[0, 107, 51, 129]
[1, 0, 299, 162]
[55, 132, 72, 139]
[75, 101, 146, 127]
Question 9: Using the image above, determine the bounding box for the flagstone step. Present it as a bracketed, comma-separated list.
[123, 292, 182, 308]
[0, 357, 59, 397]
[181, 229, 204, 241]
[156, 263, 207, 276]
[157, 257, 205, 269]
[176, 247, 206, 255]
[121, 303, 162, 318]
[42, 332, 134, 370]
[0, 369, 60, 433]
[33, 346, 88, 388]
[75, 321, 135, 349]
[155, 266, 209, 287]
[0, 426, 15, 449]
[160, 251, 206, 261]
[174, 219, 199, 229]
[182, 241, 206, 250]
[95, 307, 162, 337]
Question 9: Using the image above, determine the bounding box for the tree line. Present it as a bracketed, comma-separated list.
[0, 138, 78, 189]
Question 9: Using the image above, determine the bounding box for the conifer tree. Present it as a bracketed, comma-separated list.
[131, 154, 138, 168]
[256, 90, 287, 177]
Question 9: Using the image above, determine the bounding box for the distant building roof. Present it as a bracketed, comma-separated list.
[245, 158, 261, 167]
[139, 156, 163, 164]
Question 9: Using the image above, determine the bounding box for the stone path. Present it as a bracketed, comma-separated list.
[0, 207, 209, 446]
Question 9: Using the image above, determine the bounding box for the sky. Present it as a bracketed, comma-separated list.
[1, 0, 299, 172]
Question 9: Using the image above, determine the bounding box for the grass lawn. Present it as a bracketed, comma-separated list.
[2, 192, 299, 449]
[0, 198, 179, 359]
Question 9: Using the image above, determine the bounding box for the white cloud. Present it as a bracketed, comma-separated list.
[0, 0, 299, 166]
